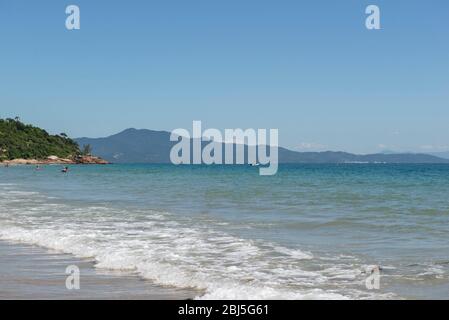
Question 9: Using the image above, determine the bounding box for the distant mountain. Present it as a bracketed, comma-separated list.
[279, 149, 449, 164]
[76, 128, 173, 163]
[428, 152, 449, 160]
[76, 128, 449, 164]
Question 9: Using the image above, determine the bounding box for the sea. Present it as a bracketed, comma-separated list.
[1, 163, 449, 299]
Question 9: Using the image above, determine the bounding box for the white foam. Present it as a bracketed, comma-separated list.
[272, 246, 313, 260]
[417, 265, 445, 279]
[0, 188, 394, 300]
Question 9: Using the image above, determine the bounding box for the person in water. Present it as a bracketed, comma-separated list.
[62, 166, 69, 173]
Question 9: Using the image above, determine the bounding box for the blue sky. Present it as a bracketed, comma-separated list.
[0, 0, 448, 153]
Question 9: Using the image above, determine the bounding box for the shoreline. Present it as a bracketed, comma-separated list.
[0, 240, 199, 300]
[0, 155, 109, 166]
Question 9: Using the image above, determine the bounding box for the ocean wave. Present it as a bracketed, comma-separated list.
[0, 188, 392, 300]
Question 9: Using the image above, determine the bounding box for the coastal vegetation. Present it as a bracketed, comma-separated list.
[0, 118, 80, 161]
[81, 144, 92, 156]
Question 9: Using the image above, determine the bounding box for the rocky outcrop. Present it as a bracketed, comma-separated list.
[1, 159, 45, 165]
[74, 155, 109, 164]
[1, 155, 109, 165]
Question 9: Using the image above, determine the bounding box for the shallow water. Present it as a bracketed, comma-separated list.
[1, 164, 449, 299]
[0, 240, 197, 299]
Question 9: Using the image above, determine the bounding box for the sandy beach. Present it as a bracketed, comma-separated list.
[0, 240, 198, 300]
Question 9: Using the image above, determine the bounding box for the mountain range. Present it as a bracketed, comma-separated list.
[428, 152, 449, 160]
[76, 128, 449, 164]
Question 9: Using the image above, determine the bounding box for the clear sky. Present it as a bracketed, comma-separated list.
[0, 0, 448, 153]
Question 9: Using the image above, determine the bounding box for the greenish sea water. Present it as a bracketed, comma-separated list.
[1, 164, 449, 299]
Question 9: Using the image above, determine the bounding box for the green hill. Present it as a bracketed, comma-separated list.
[0, 118, 80, 161]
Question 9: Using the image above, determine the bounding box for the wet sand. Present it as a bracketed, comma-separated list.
[0, 240, 199, 300]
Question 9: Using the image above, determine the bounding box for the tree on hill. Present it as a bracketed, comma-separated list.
[0, 118, 80, 160]
[82, 144, 92, 156]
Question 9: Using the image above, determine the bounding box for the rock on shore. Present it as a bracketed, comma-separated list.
[1, 155, 109, 165]
[74, 155, 109, 164]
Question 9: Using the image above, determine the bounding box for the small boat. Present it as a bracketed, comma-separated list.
[250, 163, 260, 167]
